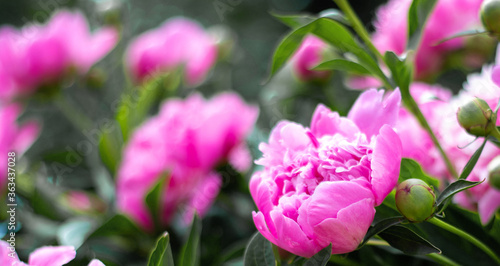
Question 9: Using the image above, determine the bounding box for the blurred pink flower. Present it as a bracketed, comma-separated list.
[250, 89, 402, 257]
[372, 0, 483, 79]
[0, 242, 75, 266]
[0, 241, 104, 266]
[291, 35, 330, 81]
[0, 10, 118, 101]
[117, 93, 258, 229]
[125, 17, 218, 86]
[0, 104, 39, 192]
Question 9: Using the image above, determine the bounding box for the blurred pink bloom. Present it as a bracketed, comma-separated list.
[291, 35, 330, 81]
[0, 104, 39, 192]
[372, 0, 483, 79]
[0, 10, 118, 102]
[250, 89, 402, 257]
[0, 241, 104, 266]
[117, 93, 258, 229]
[125, 17, 218, 86]
[396, 73, 500, 224]
[65, 191, 93, 211]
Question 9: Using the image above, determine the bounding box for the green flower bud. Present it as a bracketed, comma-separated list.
[488, 156, 500, 190]
[395, 179, 436, 222]
[481, 0, 500, 35]
[457, 98, 497, 137]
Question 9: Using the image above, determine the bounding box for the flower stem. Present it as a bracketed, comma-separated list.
[405, 97, 459, 179]
[333, 0, 384, 62]
[429, 218, 500, 264]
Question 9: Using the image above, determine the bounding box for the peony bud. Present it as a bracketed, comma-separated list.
[395, 179, 436, 222]
[481, 0, 500, 35]
[457, 98, 497, 137]
[488, 156, 500, 190]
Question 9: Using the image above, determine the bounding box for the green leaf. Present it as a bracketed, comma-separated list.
[88, 214, 142, 238]
[243, 232, 275, 266]
[271, 9, 349, 29]
[379, 225, 441, 255]
[148, 232, 174, 266]
[360, 217, 405, 247]
[98, 121, 123, 175]
[303, 244, 332, 266]
[399, 158, 440, 188]
[407, 0, 438, 50]
[145, 173, 170, 229]
[313, 59, 371, 75]
[435, 29, 488, 46]
[436, 179, 484, 208]
[268, 18, 385, 82]
[179, 215, 202, 266]
[459, 139, 487, 180]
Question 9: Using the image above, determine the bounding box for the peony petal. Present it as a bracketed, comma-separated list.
[298, 180, 374, 230]
[370, 125, 402, 206]
[181, 172, 222, 225]
[348, 88, 401, 138]
[313, 199, 375, 254]
[270, 210, 318, 258]
[478, 188, 500, 225]
[491, 65, 500, 89]
[28, 246, 76, 266]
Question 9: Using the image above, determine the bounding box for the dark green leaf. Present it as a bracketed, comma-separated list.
[145, 173, 169, 229]
[313, 59, 371, 75]
[407, 0, 438, 50]
[148, 232, 174, 266]
[436, 179, 483, 208]
[459, 139, 487, 180]
[269, 18, 385, 82]
[379, 225, 441, 255]
[360, 217, 405, 247]
[243, 232, 275, 266]
[88, 214, 142, 238]
[399, 158, 440, 188]
[435, 29, 488, 46]
[271, 9, 349, 29]
[179, 215, 202, 266]
[303, 244, 332, 266]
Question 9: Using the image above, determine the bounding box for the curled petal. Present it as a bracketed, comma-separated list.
[348, 88, 401, 138]
[88, 259, 105, 266]
[310, 104, 359, 139]
[313, 198, 375, 254]
[371, 125, 402, 206]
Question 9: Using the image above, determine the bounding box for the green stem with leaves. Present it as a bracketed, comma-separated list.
[429, 218, 500, 264]
[333, 0, 384, 62]
[333, 0, 458, 179]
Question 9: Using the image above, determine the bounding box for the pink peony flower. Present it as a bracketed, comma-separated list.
[291, 35, 330, 81]
[0, 104, 39, 192]
[0, 240, 104, 266]
[372, 0, 483, 79]
[116, 92, 258, 229]
[0, 10, 118, 102]
[250, 89, 402, 257]
[125, 17, 218, 86]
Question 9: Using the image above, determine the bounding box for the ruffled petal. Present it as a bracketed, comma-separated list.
[310, 104, 359, 139]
